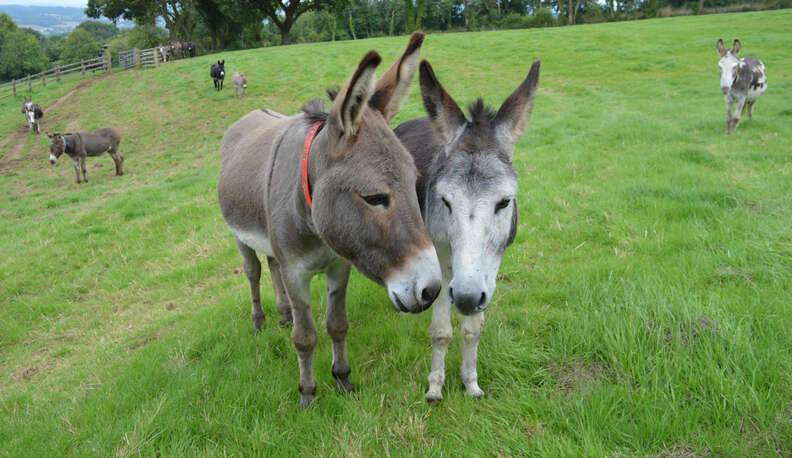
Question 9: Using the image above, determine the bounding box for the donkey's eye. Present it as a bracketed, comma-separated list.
[362, 194, 389, 208]
[441, 197, 452, 213]
[495, 199, 511, 213]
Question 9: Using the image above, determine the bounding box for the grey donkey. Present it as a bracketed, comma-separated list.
[232, 72, 247, 97]
[218, 32, 442, 407]
[22, 97, 44, 134]
[717, 39, 767, 135]
[394, 59, 540, 403]
[47, 128, 124, 183]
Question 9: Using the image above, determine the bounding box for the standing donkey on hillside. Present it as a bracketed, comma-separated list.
[717, 39, 767, 135]
[211, 60, 225, 91]
[394, 59, 540, 403]
[232, 72, 247, 98]
[218, 33, 442, 407]
[47, 128, 124, 183]
[22, 97, 44, 134]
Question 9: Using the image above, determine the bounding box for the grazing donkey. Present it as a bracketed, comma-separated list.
[218, 33, 442, 407]
[717, 39, 767, 135]
[232, 72, 247, 98]
[211, 60, 225, 91]
[394, 59, 540, 403]
[47, 128, 124, 183]
[22, 97, 44, 134]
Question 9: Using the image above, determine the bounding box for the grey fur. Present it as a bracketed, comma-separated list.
[716, 39, 767, 135]
[217, 33, 441, 407]
[232, 72, 247, 98]
[22, 97, 44, 134]
[47, 128, 124, 183]
[394, 59, 540, 403]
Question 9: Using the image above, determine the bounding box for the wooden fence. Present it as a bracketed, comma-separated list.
[118, 47, 166, 70]
[0, 53, 112, 101]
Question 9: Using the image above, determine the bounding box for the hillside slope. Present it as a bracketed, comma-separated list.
[1, 10, 791, 455]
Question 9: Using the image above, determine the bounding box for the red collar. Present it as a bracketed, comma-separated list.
[301, 121, 323, 209]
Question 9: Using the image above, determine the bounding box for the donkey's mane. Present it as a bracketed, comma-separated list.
[302, 99, 329, 124]
[468, 98, 497, 126]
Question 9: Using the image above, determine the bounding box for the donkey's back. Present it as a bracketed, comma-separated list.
[219, 108, 291, 239]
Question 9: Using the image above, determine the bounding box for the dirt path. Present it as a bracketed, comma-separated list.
[0, 74, 114, 173]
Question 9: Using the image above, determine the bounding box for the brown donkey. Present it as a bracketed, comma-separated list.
[218, 33, 442, 407]
[47, 128, 124, 183]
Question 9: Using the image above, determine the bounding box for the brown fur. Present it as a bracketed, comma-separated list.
[47, 128, 123, 183]
[217, 33, 439, 407]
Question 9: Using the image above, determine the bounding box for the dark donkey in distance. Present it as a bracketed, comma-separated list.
[211, 60, 225, 91]
[47, 128, 124, 183]
[218, 32, 442, 407]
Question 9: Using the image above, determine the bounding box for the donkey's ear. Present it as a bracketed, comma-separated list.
[369, 31, 424, 122]
[717, 39, 727, 57]
[732, 39, 741, 56]
[494, 60, 541, 149]
[419, 60, 466, 145]
[331, 50, 382, 139]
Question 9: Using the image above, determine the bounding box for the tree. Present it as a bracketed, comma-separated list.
[86, 0, 193, 40]
[77, 20, 121, 42]
[0, 14, 47, 80]
[61, 28, 101, 63]
[245, 0, 344, 45]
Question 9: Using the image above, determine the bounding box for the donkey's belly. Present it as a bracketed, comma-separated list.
[230, 226, 274, 256]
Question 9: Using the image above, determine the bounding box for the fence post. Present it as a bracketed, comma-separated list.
[81, 60, 86, 76]
[42, 73, 46, 87]
[134, 48, 141, 68]
[12, 79, 15, 97]
[153, 47, 159, 67]
[106, 52, 112, 73]
[56, 66, 61, 82]
[27, 74, 31, 91]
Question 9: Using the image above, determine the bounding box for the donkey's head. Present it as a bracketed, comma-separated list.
[47, 132, 66, 164]
[217, 60, 225, 78]
[311, 32, 442, 313]
[418, 59, 540, 315]
[717, 39, 741, 95]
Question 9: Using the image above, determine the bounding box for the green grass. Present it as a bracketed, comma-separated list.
[1, 9, 791, 456]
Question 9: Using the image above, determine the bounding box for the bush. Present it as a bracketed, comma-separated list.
[61, 28, 101, 63]
[503, 13, 529, 29]
[532, 7, 556, 27]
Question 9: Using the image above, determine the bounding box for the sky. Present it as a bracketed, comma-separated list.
[0, 1, 87, 6]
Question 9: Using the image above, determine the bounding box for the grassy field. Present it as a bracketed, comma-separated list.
[1, 9, 791, 456]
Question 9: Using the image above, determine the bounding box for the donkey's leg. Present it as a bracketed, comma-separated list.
[731, 99, 746, 133]
[426, 282, 452, 404]
[72, 158, 81, 183]
[109, 152, 122, 176]
[266, 256, 293, 326]
[281, 266, 317, 407]
[725, 100, 733, 135]
[460, 312, 485, 398]
[325, 262, 354, 393]
[80, 157, 88, 182]
[746, 101, 755, 119]
[235, 237, 265, 332]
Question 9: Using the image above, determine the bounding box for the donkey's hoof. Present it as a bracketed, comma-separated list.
[298, 384, 316, 408]
[426, 392, 443, 405]
[335, 379, 355, 393]
[251, 314, 265, 333]
[278, 316, 293, 327]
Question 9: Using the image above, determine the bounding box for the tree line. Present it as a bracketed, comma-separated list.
[0, 0, 787, 82]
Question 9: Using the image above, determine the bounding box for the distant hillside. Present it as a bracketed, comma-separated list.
[0, 4, 134, 35]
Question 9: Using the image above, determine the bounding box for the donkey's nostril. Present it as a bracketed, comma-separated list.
[448, 287, 454, 303]
[478, 292, 487, 307]
[421, 283, 440, 305]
